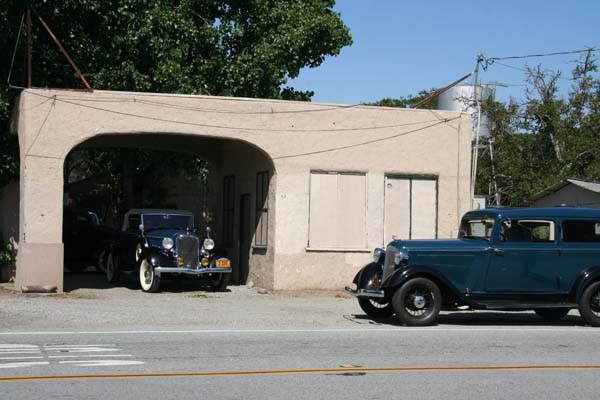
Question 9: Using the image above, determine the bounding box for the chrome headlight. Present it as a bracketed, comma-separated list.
[373, 247, 385, 263]
[162, 237, 174, 250]
[203, 238, 215, 251]
[394, 248, 409, 265]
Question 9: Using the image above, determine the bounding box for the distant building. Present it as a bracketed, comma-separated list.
[527, 178, 600, 208]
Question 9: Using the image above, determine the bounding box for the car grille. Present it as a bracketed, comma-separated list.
[382, 245, 399, 284]
[177, 235, 199, 268]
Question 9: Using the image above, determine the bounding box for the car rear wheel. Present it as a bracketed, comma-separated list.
[105, 250, 120, 283]
[96, 248, 108, 274]
[534, 308, 570, 322]
[358, 297, 393, 319]
[139, 258, 161, 293]
[578, 281, 600, 327]
[392, 277, 442, 326]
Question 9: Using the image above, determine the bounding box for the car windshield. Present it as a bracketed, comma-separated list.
[142, 214, 194, 231]
[459, 217, 495, 241]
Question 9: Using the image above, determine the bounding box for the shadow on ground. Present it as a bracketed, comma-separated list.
[64, 268, 231, 294]
[349, 311, 586, 327]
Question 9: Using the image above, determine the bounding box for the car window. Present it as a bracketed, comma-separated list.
[127, 214, 141, 231]
[459, 218, 495, 240]
[562, 220, 600, 243]
[500, 219, 555, 242]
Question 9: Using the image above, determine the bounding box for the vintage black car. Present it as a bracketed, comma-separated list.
[63, 207, 113, 272]
[347, 207, 600, 327]
[105, 209, 231, 292]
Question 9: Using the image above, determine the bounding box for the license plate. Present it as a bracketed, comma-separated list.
[216, 259, 230, 268]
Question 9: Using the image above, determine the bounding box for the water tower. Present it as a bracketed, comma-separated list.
[438, 84, 495, 140]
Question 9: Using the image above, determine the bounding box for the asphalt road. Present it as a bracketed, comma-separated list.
[1, 282, 599, 399]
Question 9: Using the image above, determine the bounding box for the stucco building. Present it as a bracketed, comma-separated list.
[2, 89, 472, 292]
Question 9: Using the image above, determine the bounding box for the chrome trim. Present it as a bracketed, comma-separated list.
[344, 287, 385, 298]
[155, 266, 232, 277]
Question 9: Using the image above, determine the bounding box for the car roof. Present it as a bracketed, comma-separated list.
[463, 207, 600, 220]
[125, 209, 194, 217]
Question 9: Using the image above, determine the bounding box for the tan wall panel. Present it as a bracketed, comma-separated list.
[384, 177, 410, 242]
[337, 174, 366, 249]
[308, 173, 338, 248]
[411, 179, 437, 239]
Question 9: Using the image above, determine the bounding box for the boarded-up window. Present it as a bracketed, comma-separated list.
[255, 171, 269, 247]
[222, 175, 235, 246]
[309, 172, 367, 249]
[384, 176, 437, 241]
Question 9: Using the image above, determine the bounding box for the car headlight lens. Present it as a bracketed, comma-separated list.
[394, 248, 409, 265]
[373, 248, 385, 263]
[203, 238, 215, 251]
[162, 237, 174, 250]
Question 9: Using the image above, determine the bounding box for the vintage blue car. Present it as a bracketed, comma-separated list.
[104, 209, 232, 293]
[347, 207, 600, 326]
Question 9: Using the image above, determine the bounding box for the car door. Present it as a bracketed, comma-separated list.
[485, 219, 560, 294]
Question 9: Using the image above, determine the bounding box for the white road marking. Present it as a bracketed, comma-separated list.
[44, 344, 115, 348]
[48, 354, 132, 359]
[0, 351, 41, 354]
[45, 347, 121, 353]
[0, 356, 44, 360]
[58, 360, 144, 367]
[0, 361, 49, 369]
[0, 327, 597, 335]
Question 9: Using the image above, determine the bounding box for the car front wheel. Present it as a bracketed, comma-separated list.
[358, 297, 394, 319]
[209, 273, 229, 292]
[392, 277, 442, 326]
[139, 258, 161, 293]
[578, 281, 600, 327]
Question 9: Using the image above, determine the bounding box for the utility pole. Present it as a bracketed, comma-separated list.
[26, 7, 32, 87]
[470, 54, 484, 208]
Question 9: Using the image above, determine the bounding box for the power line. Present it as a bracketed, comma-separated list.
[485, 47, 599, 64]
[27, 91, 456, 133]
[272, 117, 460, 160]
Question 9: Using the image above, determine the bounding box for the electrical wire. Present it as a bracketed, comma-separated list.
[485, 47, 599, 63]
[272, 116, 460, 160]
[26, 91, 455, 133]
[7, 12, 26, 90]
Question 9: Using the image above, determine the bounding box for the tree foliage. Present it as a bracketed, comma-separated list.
[369, 54, 600, 207]
[0, 0, 351, 217]
[477, 52, 600, 205]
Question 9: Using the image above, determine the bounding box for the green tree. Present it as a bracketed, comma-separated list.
[365, 89, 438, 109]
[477, 52, 600, 205]
[0, 0, 351, 217]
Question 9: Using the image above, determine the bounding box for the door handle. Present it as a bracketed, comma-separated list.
[494, 248, 504, 256]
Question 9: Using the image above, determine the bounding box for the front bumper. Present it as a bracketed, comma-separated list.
[155, 266, 232, 277]
[154, 257, 232, 277]
[344, 286, 385, 298]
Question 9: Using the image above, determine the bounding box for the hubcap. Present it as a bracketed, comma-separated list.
[404, 287, 433, 317]
[413, 295, 426, 309]
[140, 261, 152, 289]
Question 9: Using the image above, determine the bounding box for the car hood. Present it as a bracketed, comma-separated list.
[389, 238, 489, 252]
[145, 230, 199, 248]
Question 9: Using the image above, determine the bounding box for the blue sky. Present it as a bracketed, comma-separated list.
[290, 0, 600, 105]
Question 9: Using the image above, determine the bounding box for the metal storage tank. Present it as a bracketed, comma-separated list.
[438, 84, 495, 139]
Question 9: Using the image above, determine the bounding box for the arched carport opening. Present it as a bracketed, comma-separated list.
[61, 133, 275, 291]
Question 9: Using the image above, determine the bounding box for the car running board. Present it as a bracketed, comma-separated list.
[473, 301, 578, 310]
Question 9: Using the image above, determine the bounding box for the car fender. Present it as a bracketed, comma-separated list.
[383, 265, 465, 301]
[139, 248, 174, 269]
[353, 262, 384, 289]
[570, 266, 600, 302]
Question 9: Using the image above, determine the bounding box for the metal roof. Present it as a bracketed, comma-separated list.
[464, 207, 600, 219]
[526, 178, 600, 204]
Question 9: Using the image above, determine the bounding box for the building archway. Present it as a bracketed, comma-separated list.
[13, 89, 471, 292]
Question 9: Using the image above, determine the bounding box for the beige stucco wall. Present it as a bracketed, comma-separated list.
[13, 89, 471, 292]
